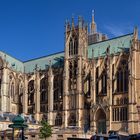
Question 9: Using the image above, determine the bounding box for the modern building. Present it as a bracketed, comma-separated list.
[0, 12, 140, 139]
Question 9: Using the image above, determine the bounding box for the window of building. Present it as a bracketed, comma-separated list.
[68, 113, 76, 126]
[69, 61, 77, 90]
[69, 37, 78, 56]
[112, 107, 128, 121]
[28, 80, 34, 105]
[19, 84, 23, 114]
[101, 70, 107, 95]
[84, 73, 91, 97]
[53, 103, 58, 111]
[40, 78, 46, 91]
[117, 60, 128, 93]
[74, 37, 78, 55]
[70, 94, 76, 109]
[28, 80, 34, 93]
[96, 67, 99, 95]
[11, 82, 15, 99]
[69, 38, 73, 56]
[40, 78, 48, 102]
[53, 70, 63, 112]
[40, 105, 46, 112]
[55, 114, 62, 126]
[28, 107, 34, 114]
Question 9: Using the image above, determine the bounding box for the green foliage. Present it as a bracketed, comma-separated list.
[39, 120, 52, 139]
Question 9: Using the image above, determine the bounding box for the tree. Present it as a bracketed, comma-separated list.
[39, 120, 52, 140]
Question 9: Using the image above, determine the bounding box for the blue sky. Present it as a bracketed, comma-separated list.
[0, 0, 140, 61]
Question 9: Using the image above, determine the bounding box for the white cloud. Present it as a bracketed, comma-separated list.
[104, 24, 133, 37]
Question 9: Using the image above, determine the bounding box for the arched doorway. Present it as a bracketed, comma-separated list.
[95, 108, 106, 134]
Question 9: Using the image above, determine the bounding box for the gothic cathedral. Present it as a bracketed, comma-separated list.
[0, 13, 139, 138]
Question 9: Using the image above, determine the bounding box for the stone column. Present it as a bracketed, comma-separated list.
[48, 67, 54, 125]
[109, 63, 112, 131]
[90, 62, 96, 131]
[128, 39, 140, 134]
[15, 77, 19, 113]
[63, 59, 69, 128]
[23, 75, 28, 114]
[90, 61, 95, 104]
[98, 59, 102, 96]
[77, 57, 83, 128]
[114, 56, 118, 93]
[35, 71, 40, 121]
[1, 63, 9, 112]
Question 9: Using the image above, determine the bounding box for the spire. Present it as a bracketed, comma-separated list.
[90, 10, 97, 34]
[65, 19, 70, 32]
[133, 26, 138, 41]
[78, 16, 83, 28]
[72, 15, 75, 29]
[92, 10, 95, 23]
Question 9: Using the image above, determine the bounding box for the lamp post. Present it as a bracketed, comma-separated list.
[8, 115, 28, 140]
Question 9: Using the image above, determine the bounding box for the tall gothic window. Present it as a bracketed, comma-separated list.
[28, 80, 34, 105]
[40, 78, 47, 102]
[55, 114, 62, 126]
[69, 38, 73, 56]
[69, 62, 72, 79]
[112, 97, 128, 121]
[74, 37, 78, 55]
[70, 94, 76, 109]
[117, 60, 128, 93]
[40, 77, 48, 113]
[11, 82, 15, 100]
[96, 67, 99, 95]
[112, 107, 128, 121]
[69, 61, 77, 90]
[19, 84, 23, 114]
[28, 80, 34, 114]
[68, 113, 76, 126]
[69, 37, 78, 56]
[84, 73, 91, 97]
[101, 70, 107, 95]
[53, 70, 63, 111]
[54, 75, 59, 102]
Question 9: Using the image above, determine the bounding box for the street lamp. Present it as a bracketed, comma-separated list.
[9, 115, 28, 140]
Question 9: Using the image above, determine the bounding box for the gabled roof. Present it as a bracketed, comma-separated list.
[0, 51, 24, 72]
[0, 51, 64, 73]
[24, 51, 64, 73]
[0, 33, 134, 73]
[88, 33, 133, 58]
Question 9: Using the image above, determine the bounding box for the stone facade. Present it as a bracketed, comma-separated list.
[0, 13, 139, 139]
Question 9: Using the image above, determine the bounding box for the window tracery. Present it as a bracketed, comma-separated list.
[69, 60, 77, 90]
[69, 37, 78, 56]
[116, 59, 128, 93]
[101, 70, 107, 95]
[19, 84, 23, 114]
[68, 113, 76, 126]
[40, 78, 47, 102]
[112, 97, 128, 121]
[28, 80, 35, 114]
[55, 113, 62, 126]
[53, 69, 63, 112]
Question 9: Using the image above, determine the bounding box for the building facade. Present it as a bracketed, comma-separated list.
[0, 13, 140, 137]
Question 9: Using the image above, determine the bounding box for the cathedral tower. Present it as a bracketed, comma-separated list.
[63, 16, 88, 128]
